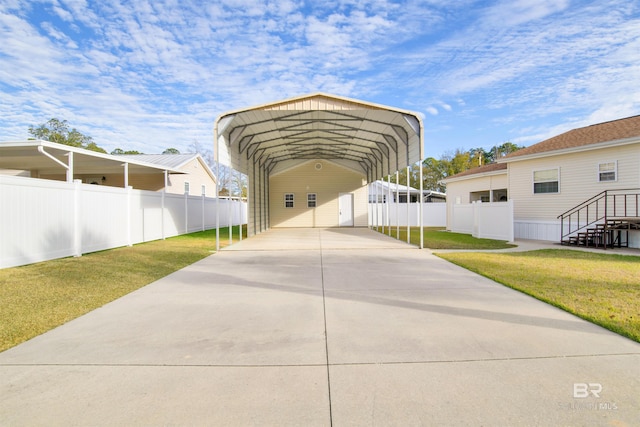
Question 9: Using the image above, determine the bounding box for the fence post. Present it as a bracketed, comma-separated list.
[184, 192, 188, 234]
[472, 201, 480, 238]
[507, 200, 515, 243]
[73, 179, 82, 257]
[202, 193, 205, 232]
[127, 186, 133, 247]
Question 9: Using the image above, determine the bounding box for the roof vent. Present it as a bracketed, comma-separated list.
[315, 162, 322, 170]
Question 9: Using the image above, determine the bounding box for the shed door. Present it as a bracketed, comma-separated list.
[338, 193, 354, 227]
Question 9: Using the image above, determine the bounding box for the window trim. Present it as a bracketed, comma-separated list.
[532, 168, 559, 194]
[284, 193, 294, 208]
[598, 161, 617, 182]
[307, 193, 317, 208]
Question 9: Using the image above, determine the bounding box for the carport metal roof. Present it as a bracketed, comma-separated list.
[214, 93, 424, 180]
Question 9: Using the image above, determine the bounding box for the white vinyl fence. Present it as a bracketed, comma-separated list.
[0, 175, 247, 269]
[368, 201, 447, 227]
[450, 200, 514, 242]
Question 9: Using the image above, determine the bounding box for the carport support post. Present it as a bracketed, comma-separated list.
[237, 169, 243, 241]
[228, 195, 232, 246]
[406, 165, 410, 244]
[214, 123, 220, 252]
[419, 161, 424, 249]
[386, 175, 391, 236]
[373, 179, 380, 231]
[395, 170, 399, 239]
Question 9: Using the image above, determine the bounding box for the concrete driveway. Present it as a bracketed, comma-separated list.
[1, 228, 639, 426]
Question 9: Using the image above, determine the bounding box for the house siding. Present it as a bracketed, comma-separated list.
[165, 158, 216, 196]
[508, 143, 640, 222]
[269, 160, 368, 228]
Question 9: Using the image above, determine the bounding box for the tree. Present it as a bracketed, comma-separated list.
[111, 148, 143, 155]
[495, 142, 522, 158]
[189, 138, 248, 197]
[422, 157, 448, 193]
[162, 148, 180, 154]
[28, 118, 106, 153]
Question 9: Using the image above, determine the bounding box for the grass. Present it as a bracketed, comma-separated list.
[0, 226, 245, 353]
[373, 226, 516, 249]
[437, 249, 640, 342]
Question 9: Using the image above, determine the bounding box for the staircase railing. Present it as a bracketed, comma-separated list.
[557, 189, 640, 244]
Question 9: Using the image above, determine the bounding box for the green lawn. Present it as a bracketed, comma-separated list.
[0, 226, 245, 353]
[373, 226, 516, 249]
[437, 249, 640, 342]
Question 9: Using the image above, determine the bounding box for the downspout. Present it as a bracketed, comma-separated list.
[37, 146, 72, 182]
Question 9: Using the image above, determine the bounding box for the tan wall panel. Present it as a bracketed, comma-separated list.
[38, 173, 166, 191]
[269, 160, 367, 228]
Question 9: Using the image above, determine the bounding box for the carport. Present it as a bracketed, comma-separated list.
[214, 93, 424, 250]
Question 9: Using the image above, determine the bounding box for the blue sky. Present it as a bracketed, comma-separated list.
[1, 0, 639, 159]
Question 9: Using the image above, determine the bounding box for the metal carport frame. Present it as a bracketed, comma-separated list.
[213, 93, 424, 250]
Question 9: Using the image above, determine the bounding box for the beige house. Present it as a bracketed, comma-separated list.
[214, 93, 424, 240]
[116, 154, 217, 196]
[0, 140, 216, 194]
[442, 115, 640, 247]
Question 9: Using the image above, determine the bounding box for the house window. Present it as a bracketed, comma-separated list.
[307, 193, 317, 208]
[201, 185, 206, 196]
[284, 193, 294, 208]
[533, 169, 559, 194]
[598, 161, 617, 182]
[184, 182, 190, 194]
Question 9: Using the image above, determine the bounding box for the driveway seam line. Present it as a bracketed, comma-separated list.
[4, 353, 637, 368]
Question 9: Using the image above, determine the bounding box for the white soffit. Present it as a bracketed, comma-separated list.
[215, 93, 423, 180]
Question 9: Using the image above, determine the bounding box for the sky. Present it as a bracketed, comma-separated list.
[1, 0, 639, 159]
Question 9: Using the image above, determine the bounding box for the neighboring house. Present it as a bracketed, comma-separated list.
[0, 140, 216, 194]
[369, 180, 446, 203]
[116, 154, 217, 196]
[442, 115, 640, 247]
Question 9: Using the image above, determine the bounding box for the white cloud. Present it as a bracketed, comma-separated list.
[1, 0, 639, 157]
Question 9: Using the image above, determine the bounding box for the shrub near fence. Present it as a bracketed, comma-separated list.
[0, 175, 247, 269]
